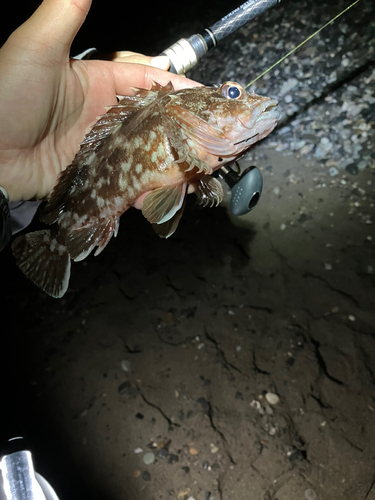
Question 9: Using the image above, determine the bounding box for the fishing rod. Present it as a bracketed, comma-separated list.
[162, 0, 280, 75]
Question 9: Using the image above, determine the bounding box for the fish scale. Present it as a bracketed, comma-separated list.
[12, 81, 280, 298]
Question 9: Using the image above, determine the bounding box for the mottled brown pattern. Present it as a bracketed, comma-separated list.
[107, 147, 127, 169]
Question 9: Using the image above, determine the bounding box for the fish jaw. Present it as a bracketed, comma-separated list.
[210, 96, 280, 157]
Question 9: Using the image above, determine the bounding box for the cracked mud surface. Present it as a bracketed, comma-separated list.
[3, 151, 374, 500]
[1, 1, 375, 499]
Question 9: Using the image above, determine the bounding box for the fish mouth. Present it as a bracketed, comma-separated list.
[234, 102, 280, 147]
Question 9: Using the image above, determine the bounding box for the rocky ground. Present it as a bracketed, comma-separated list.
[1, 0, 375, 499]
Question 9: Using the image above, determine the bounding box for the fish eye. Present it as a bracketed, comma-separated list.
[220, 82, 244, 100]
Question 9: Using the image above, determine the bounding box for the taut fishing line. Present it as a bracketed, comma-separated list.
[245, 0, 361, 88]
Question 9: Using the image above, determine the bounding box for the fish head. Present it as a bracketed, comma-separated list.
[166, 81, 280, 169]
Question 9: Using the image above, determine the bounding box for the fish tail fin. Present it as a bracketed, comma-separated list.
[12, 230, 71, 298]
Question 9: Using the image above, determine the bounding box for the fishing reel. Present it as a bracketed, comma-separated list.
[214, 161, 263, 216]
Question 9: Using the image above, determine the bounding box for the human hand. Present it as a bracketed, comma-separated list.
[0, 0, 201, 202]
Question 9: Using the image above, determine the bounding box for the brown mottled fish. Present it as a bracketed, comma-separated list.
[12, 81, 279, 298]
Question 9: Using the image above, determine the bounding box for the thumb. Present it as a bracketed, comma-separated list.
[12, 0, 92, 57]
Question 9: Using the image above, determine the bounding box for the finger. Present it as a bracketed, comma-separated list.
[111, 52, 170, 70]
[11, 0, 92, 57]
[109, 62, 203, 95]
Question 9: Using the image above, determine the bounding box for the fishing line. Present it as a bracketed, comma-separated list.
[245, 0, 361, 88]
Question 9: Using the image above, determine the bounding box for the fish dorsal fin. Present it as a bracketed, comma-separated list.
[142, 183, 187, 225]
[166, 102, 235, 157]
[195, 176, 224, 207]
[43, 84, 175, 224]
[132, 80, 174, 98]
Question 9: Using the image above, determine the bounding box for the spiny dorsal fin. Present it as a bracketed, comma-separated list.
[43, 83, 176, 224]
[131, 80, 174, 98]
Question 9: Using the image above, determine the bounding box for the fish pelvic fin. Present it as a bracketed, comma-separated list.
[142, 183, 187, 225]
[12, 230, 71, 298]
[195, 176, 224, 207]
[151, 196, 187, 239]
[67, 216, 120, 261]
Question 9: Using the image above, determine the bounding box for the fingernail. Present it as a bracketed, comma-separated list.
[150, 56, 170, 70]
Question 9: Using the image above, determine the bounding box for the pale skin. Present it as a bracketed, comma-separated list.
[0, 0, 202, 204]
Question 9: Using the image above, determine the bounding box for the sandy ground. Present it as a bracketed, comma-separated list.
[1, 1, 375, 500]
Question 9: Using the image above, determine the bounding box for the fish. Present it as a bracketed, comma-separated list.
[12, 81, 279, 298]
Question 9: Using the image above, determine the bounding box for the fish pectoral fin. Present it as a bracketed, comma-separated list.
[67, 216, 119, 261]
[151, 196, 186, 239]
[195, 176, 224, 207]
[142, 183, 187, 224]
[12, 230, 71, 298]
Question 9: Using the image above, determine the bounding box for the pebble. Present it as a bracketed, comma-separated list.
[187, 497, 196, 500]
[168, 454, 179, 464]
[143, 452, 155, 465]
[158, 448, 169, 459]
[141, 471, 151, 481]
[210, 444, 219, 454]
[134, 447, 143, 454]
[305, 489, 317, 500]
[348, 315, 356, 322]
[329, 167, 339, 176]
[324, 263, 332, 271]
[345, 163, 359, 175]
[121, 360, 131, 372]
[279, 78, 299, 95]
[265, 392, 280, 405]
[189, 447, 198, 456]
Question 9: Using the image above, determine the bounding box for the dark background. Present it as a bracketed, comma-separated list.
[1, 0, 242, 56]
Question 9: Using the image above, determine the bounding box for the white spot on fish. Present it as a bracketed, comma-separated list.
[87, 152, 96, 164]
[140, 171, 151, 184]
[151, 152, 157, 163]
[121, 162, 131, 174]
[91, 189, 96, 199]
[97, 177, 105, 188]
[135, 163, 143, 174]
[114, 196, 123, 208]
[157, 143, 165, 157]
[133, 137, 144, 148]
[97, 197, 105, 208]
